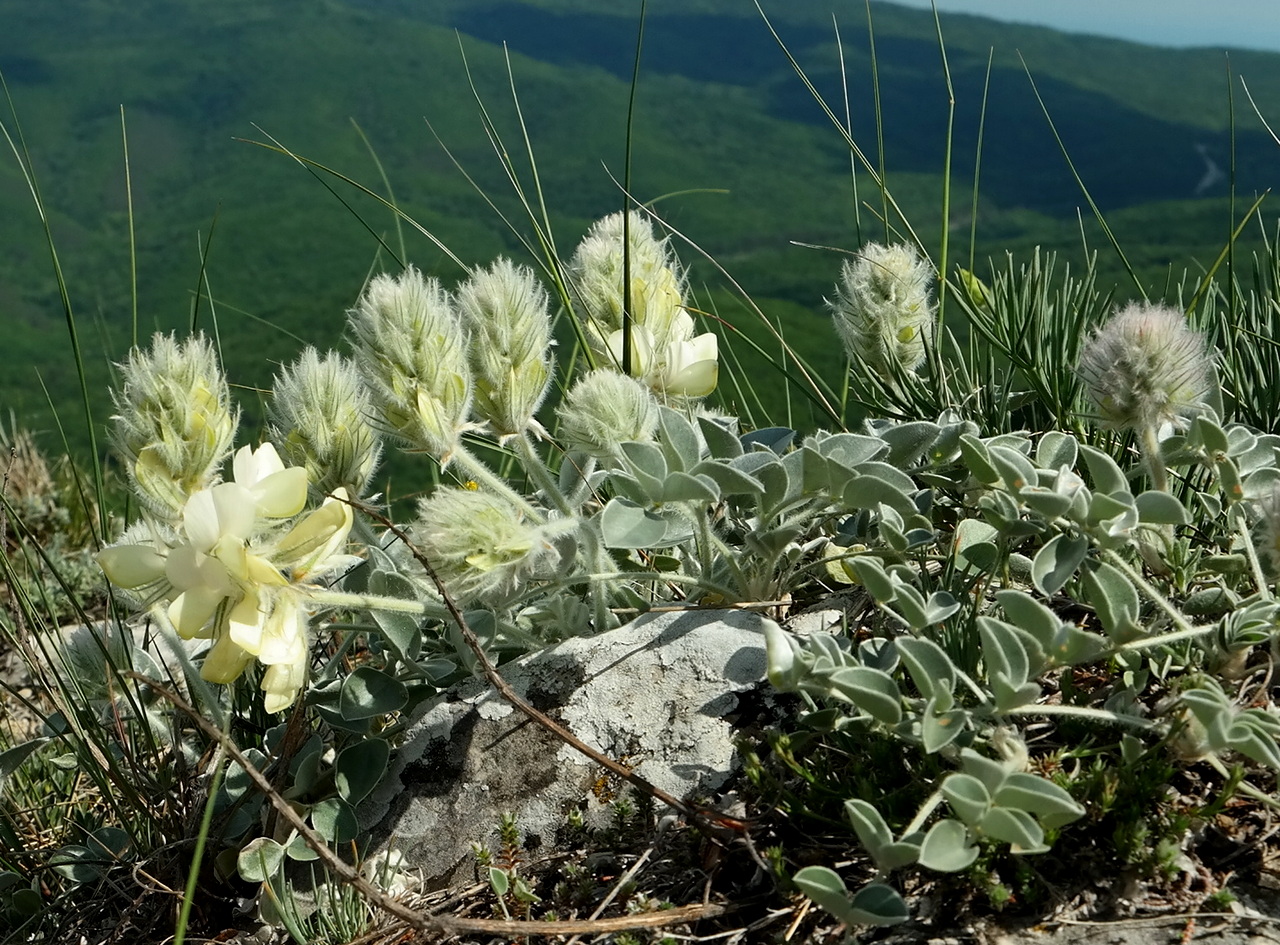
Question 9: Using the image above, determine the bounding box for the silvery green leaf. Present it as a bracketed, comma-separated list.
[811, 431, 889, 467]
[741, 426, 795, 454]
[891, 583, 932, 630]
[845, 799, 920, 871]
[689, 459, 763, 496]
[991, 673, 1042, 712]
[1019, 486, 1074, 519]
[978, 617, 1031, 688]
[959, 434, 999, 484]
[1226, 423, 1258, 459]
[339, 666, 408, 721]
[658, 471, 719, 504]
[1031, 533, 1089, 596]
[489, 866, 510, 897]
[980, 807, 1047, 853]
[924, 591, 961, 625]
[369, 571, 422, 663]
[1079, 443, 1129, 496]
[922, 701, 968, 753]
[960, 748, 1012, 793]
[846, 557, 895, 602]
[1036, 431, 1078, 470]
[1196, 491, 1223, 519]
[698, 415, 742, 460]
[600, 497, 674, 548]
[1215, 455, 1244, 504]
[763, 619, 806, 691]
[995, 590, 1059, 654]
[993, 773, 1085, 828]
[990, 445, 1038, 494]
[619, 440, 668, 490]
[827, 666, 903, 725]
[918, 818, 979, 872]
[879, 421, 941, 468]
[656, 406, 701, 472]
[87, 827, 130, 867]
[952, 518, 1000, 571]
[237, 837, 285, 884]
[756, 460, 797, 514]
[781, 446, 818, 496]
[607, 471, 651, 506]
[1120, 734, 1145, 766]
[1134, 490, 1190, 525]
[1081, 560, 1143, 643]
[792, 868, 909, 927]
[847, 883, 911, 925]
[942, 773, 992, 825]
[1244, 466, 1280, 501]
[858, 637, 899, 673]
[843, 470, 916, 516]
[896, 636, 956, 705]
[335, 739, 390, 806]
[1189, 414, 1230, 455]
[311, 797, 359, 843]
[286, 831, 320, 862]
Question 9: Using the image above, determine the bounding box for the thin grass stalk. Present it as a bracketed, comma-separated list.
[832, 15, 861, 246]
[865, 0, 889, 242]
[173, 746, 227, 945]
[968, 49, 994, 275]
[1018, 55, 1144, 297]
[120, 107, 138, 349]
[619, 0, 648, 378]
[350, 117, 407, 267]
[0, 82, 109, 542]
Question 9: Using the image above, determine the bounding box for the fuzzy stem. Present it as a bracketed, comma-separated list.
[1231, 502, 1272, 600]
[303, 587, 441, 617]
[451, 442, 545, 522]
[1139, 423, 1169, 493]
[1102, 548, 1198, 636]
[900, 788, 944, 839]
[999, 703, 1164, 732]
[516, 433, 576, 516]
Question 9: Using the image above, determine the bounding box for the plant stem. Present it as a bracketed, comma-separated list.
[451, 443, 545, 522]
[1231, 502, 1272, 600]
[305, 588, 440, 617]
[516, 433, 575, 516]
[1103, 548, 1198, 636]
[1000, 703, 1163, 732]
[174, 745, 226, 945]
[1139, 424, 1169, 493]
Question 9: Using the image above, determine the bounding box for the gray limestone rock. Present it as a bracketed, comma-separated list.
[358, 608, 771, 888]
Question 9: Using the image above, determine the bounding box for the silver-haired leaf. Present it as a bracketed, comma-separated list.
[918, 818, 979, 872]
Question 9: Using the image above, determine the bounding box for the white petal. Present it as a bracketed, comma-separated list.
[233, 442, 285, 489]
[200, 631, 253, 684]
[274, 489, 353, 575]
[250, 467, 308, 518]
[97, 544, 166, 589]
[211, 482, 258, 542]
[258, 596, 305, 666]
[227, 589, 268, 654]
[168, 587, 225, 639]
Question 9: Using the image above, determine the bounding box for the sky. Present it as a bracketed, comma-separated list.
[883, 0, 1280, 53]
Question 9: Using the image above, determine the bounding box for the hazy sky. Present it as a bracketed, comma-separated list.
[884, 0, 1280, 53]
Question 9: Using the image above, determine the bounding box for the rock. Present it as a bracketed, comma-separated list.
[359, 609, 771, 889]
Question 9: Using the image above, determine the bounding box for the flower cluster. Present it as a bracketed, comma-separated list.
[1076, 302, 1211, 433]
[567, 211, 718, 398]
[99, 443, 354, 712]
[110, 333, 238, 519]
[829, 242, 935, 377]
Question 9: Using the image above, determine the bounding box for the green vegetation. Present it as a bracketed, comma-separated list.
[3, 0, 1280, 455]
[6, 2, 1280, 942]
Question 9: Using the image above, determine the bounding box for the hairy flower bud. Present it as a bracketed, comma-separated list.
[1077, 303, 1211, 432]
[110, 332, 238, 520]
[556, 369, 659, 460]
[567, 212, 718, 398]
[829, 242, 935, 376]
[347, 266, 472, 464]
[414, 487, 567, 605]
[456, 258, 554, 439]
[269, 348, 383, 498]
